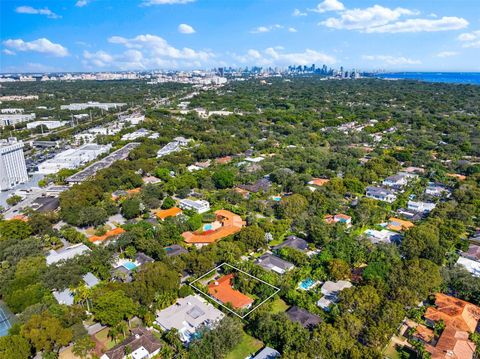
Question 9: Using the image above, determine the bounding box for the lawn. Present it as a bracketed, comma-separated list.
[94, 328, 116, 350]
[270, 298, 289, 313]
[226, 332, 263, 359]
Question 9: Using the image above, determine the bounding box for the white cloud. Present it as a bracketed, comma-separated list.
[141, 0, 195, 6]
[436, 51, 458, 58]
[362, 55, 420, 65]
[15, 6, 61, 19]
[3, 38, 69, 57]
[250, 24, 284, 34]
[83, 34, 214, 70]
[458, 30, 480, 48]
[292, 8, 307, 16]
[320, 4, 468, 34]
[321, 5, 414, 30]
[3, 49, 16, 56]
[178, 23, 196, 34]
[75, 0, 89, 7]
[233, 48, 336, 66]
[310, 0, 345, 13]
[288, 27, 298, 33]
[366, 17, 468, 33]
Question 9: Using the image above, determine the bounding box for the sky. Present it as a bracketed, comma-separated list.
[1, 0, 480, 73]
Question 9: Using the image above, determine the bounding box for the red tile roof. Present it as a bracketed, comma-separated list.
[208, 274, 254, 309]
[156, 207, 182, 220]
[89, 227, 125, 243]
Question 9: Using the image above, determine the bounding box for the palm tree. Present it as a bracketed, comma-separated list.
[74, 285, 92, 312]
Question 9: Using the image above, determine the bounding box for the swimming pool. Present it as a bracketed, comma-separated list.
[0, 308, 12, 337]
[272, 196, 282, 202]
[298, 278, 316, 290]
[123, 262, 138, 271]
[203, 224, 213, 231]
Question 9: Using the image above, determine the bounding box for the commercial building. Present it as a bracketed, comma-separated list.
[26, 120, 66, 130]
[179, 199, 210, 213]
[37, 143, 111, 174]
[0, 138, 29, 191]
[60, 101, 126, 111]
[0, 113, 35, 127]
[119, 113, 145, 125]
[1, 108, 24, 114]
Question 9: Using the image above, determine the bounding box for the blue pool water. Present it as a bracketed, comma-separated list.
[0, 308, 12, 337]
[123, 262, 137, 271]
[299, 278, 316, 290]
[203, 224, 213, 231]
[272, 196, 281, 202]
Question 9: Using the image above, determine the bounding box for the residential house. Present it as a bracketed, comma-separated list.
[308, 178, 330, 187]
[46, 243, 91, 266]
[252, 347, 281, 359]
[164, 244, 188, 257]
[417, 293, 480, 359]
[425, 183, 450, 197]
[182, 210, 245, 246]
[238, 178, 272, 193]
[83, 272, 100, 288]
[179, 199, 210, 214]
[387, 217, 414, 232]
[53, 289, 74, 306]
[208, 274, 254, 310]
[155, 295, 224, 343]
[365, 186, 397, 203]
[325, 214, 352, 227]
[255, 253, 295, 274]
[156, 207, 183, 220]
[383, 172, 417, 188]
[317, 280, 353, 311]
[286, 306, 322, 329]
[101, 327, 162, 359]
[89, 227, 125, 243]
[111, 252, 154, 282]
[272, 235, 309, 252]
[456, 257, 480, 277]
[407, 200, 436, 213]
[462, 244, 480, 262]
[365, 229, 402, 244]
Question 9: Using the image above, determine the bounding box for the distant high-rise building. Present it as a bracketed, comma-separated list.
[0, 137, 29, 191]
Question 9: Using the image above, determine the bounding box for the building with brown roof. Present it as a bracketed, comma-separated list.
[207, 274, 254, 310]
[387, 217, 414, 232]
[182, 210, 245, 246]
[101, 327, 162, 359]
[308, 178, 330, 187]
[419, 293, 480, 359]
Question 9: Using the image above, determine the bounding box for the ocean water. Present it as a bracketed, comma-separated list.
[374, 72, 480, 85]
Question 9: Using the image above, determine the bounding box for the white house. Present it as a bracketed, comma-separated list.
[407, 200, 436, 213]
[179, 199, 210, 213]
[365, 186, 397, 203]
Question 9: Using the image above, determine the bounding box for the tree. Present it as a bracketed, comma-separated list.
[122, 198, 143, 219]
[131, 262, 179, 306]
[72, 335, 95, 359]
[21, 312, 73, 353]
[92, 290, 137, 327]
[161, 197, 176, 209]
[0, 335, 32, 359]
[0, 219, 32, 241]
[277, 194, 308, 219]
[328, 259, 351, 280]
[236, 225, 266, 251]
[212, 168, 235, 189]
[6, 195, 22, 206]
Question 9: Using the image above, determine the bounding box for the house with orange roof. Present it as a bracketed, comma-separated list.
[156, 207, 183, 221]
[308, 178, 330, 187]
[208, 274, 254, 310]
[182, 210, 245, 246]
[447, 173, 467, 181]
[215, 156, 232, 165]
[387, 217, 414, 232]
[324, 213, 352, 227]
[9, 214, 28, 222]
[409, 293, 480, 359]
[89, 227, 125, 243]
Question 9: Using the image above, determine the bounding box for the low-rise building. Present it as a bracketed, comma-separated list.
[425, 183, 450, 197]
[208, 274, 254, 310]
[317, 280, 352, 310]
[407, 200, 436, 213]
[387, 217, 414, 232]
[156, 207, 183, 220]
[365, 186, 397, 203]
[0, 113, 35, 127]
[286, 306, 322, 329]
[255, 253, 295, 274]
[273, 235, 309, 252]
[26, 120, 66, 130]
[383, 172, 417, 188]
[179, 199, 210, 213]
[155, 295, 224, 343]
[365, 229, 402, 244]
[253, 347, 280, 359]
[456, 256, 480, 277]
[61, 101, 126, 111]
[101, 327, 162, 359]
[46, 243, 91, 265]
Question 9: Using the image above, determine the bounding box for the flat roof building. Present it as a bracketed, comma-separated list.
[0, 113, 35, 127]
[179, 199, 210, 213]
[60, 101, 126, 111]
[46, 243, 91, 265]
[26, 120, 65, 130]
[0, 138, 29, 191]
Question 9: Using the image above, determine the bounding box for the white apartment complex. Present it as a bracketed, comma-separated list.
[0, 138, 29, 191]
[37, 143, 111, 174]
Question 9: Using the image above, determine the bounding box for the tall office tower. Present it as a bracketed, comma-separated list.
[0, 137, 29, 191]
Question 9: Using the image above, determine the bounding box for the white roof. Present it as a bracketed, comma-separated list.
[46, 243, 91, 265]
[457, 257, 480, 277]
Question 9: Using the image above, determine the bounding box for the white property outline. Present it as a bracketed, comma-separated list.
[189, 262, 280, 319]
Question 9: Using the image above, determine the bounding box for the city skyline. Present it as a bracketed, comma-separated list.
[1, 0, 480, 73]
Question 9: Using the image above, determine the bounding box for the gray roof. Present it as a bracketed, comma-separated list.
[273, 235, 308, 252]
[366, 186, 395, 196]
[253, 347, 281, 359]
[46, 243, 91, 265]
[136, 252, 154, 266]
[165, 244, 188, 257]
[255, 253, 295, 273]
[53, 289, 74, 306]
[238, 178, 272, 193]
[83, 272, 100, 288]
[286, 306, 322, 328]
[103, 327, 162, 359]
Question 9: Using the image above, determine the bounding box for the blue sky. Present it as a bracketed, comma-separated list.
[1, 0, 479, 73]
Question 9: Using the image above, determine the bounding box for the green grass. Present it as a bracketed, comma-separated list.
[226, 332, 263, 359]
[94, 328, 116, 350]
[270, 298, 289, 313]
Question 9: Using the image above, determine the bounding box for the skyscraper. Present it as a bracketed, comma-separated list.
[0, 137, 29, 191]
